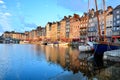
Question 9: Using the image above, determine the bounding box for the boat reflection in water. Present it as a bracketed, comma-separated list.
[37, 45, 120, 80]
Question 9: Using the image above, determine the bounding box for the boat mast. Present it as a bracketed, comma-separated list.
[103, 0, 107, 42]
[86, 0, 90, 42]
[94, 0, 102, 41]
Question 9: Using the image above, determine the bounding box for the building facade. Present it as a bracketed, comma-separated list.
[106, 6, 113, 42]
[79, 13, 88, 42]
[65, 16, 71, 42]
[60, 17, 66, 41]
[112, 5, 120, 43]
[70, 14, 80, 41]
[51, 22, 58, 41]
[45, 22, 52, 41]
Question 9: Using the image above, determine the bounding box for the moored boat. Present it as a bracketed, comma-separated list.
[79, 42, 94, 52]
[93, 42, 120, 54]
[93, 0, 120, 54]
[103, 49, 120, 62]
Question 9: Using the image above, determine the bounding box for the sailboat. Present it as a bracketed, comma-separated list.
[93, 0, 120, 54]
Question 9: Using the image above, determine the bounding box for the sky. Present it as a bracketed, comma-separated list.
[0, 0, 120, 35]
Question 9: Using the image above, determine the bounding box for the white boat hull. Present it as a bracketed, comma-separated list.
[78, 42, 94, 52]
[79, 45, 93, 51]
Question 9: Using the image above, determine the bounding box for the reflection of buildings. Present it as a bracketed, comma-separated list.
[32, 45, 120, 79]
[45, 46, 68, 67]
[44, 46, 92, 74]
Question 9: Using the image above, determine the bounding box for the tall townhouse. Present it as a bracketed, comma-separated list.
[28, 30, 37, 41]
[60, 16, 66, 41]
[112, 5, 120, 43]
[51, 22, 58, 41]
[32, 30, 37, 41]
[65, 16, 71, 42]
[45, 22, 52, 41]
[88, 9, 109, 41]
[57, 22, 61, 41]
[79, 13, 88, 42]
[40, 28, 46, 40]
[106, 6, 113, 42]
[24, 31, 29, 41]
[20, 33, 26, 40]
[28, 31, 32, 41]
[88, 7, 113, 42]
[88, 9, 98, 41]
[98, 6, 113, 42]
[69, 14, 80, 41]
[36, 26, 42, 41]
[12, 32, 20, 40]
[21, 32, 29, 41]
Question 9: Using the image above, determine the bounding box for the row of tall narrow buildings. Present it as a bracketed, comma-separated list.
[2, 5, 120, 43]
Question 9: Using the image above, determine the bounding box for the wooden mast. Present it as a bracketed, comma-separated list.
[94, 0, 102, 41]
[85, 0, 90, 42]
[103, 0, 107, 42]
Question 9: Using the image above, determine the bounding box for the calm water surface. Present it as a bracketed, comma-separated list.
[0, 44, 119, 80]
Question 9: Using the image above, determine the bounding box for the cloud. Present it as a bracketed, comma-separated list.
[18, 15, 37, 31]
[0, 0, 13, 33]
[0, 0, 4, 4]
[16, 0, 23, 15]
[0, 12, 13, 31]
[4, 12, 12, 16]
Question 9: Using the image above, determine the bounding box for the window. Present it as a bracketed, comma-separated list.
[117, 15, 120, 19]
[117, 20, 120, 24]
[114, 22, 116, 26]
[114, 18, 116, 21]
[116, 10, 119, 14]
[117, 27, 119, 30]
[110, 21, 112, 24]
[114, 27, 116, 31]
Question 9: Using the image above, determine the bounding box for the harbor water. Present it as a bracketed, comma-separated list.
[0, 44, 119, 80]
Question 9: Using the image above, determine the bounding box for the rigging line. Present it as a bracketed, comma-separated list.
[85, 0, 90, 42]
[103, 0, 107, 42]
[102, 0, 112, 49]
[94, 0, 102, 41]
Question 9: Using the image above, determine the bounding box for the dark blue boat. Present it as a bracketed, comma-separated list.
[93, 42, 120, 54]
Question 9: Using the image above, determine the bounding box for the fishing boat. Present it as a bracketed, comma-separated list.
[79, 41, 94, 52]
[93, 0, 120, 54]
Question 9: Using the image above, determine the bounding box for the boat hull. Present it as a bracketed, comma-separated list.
[93, 43, 120, 54]
[79, 45, 94, 52]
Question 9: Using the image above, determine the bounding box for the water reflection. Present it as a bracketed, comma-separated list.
[0, 44, 119, 80]
[35, 45, 120, 80]
[43, 46, 91, 74]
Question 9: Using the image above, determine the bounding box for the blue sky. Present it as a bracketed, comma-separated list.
[0, 0, 120, 35]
